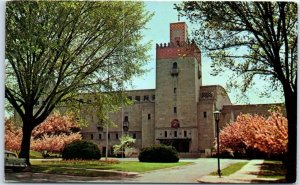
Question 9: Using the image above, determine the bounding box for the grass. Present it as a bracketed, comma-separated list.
[29, 150, 43, 159]
[31, 160, 192, 176]
[210, 162, 248, 176]
[257, 160, 286, 179]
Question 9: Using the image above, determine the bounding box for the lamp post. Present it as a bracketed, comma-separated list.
[213, 110, 221, 178]
[105, 124, 109, 161]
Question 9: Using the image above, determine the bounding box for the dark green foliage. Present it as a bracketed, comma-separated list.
[6, 1, 152, 164]
[62, 140, 101, 160]
[138, 144, 179, 163]
[176, 2, 297, 181]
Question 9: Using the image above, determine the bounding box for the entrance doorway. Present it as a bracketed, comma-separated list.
[158, 139, 191, 152]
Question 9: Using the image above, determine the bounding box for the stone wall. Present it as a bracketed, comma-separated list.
[197, 85, 232, 156]
[220, 103, 285, 128]
[80, 89, 155, 154]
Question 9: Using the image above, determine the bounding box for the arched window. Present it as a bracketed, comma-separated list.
[173, 62, 177, 69]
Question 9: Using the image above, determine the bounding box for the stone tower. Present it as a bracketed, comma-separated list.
[155, 22, 202, 153]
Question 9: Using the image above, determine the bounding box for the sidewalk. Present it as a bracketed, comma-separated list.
[197, 159, 283, 183]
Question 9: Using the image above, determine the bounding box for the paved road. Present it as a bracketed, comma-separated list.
[5, 158, 248, 183]
[126, 158, 248, 183]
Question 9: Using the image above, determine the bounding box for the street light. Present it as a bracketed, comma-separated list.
[213, 110, 221, 178]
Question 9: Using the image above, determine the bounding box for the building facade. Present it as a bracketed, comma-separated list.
[81, 22, 280, 157]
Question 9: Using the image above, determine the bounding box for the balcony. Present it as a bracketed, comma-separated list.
[123, 121, 129, 132]
[123, 126, 129, 132]
[123, 121, 129, 127]
[170, 68, 179, 76]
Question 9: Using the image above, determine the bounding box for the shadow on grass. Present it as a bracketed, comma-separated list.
[251, 179, 286, 183]
[250, 161, 286, 183]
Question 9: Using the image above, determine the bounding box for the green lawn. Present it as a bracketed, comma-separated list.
[29, 150, 43, 159]
[31, 160, 192, 176]
[257, 160, 286, 179]
[210, 162, 248, 176]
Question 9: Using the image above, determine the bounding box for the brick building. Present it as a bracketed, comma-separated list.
[81, 22, 280, 157]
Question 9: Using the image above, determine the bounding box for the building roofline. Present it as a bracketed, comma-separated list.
[124, 88, 156, 92]
[223, 103, 284, 107]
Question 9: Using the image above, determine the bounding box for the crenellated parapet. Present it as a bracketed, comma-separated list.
[156, 41, 201, 62]
[156, 39, 196, 48]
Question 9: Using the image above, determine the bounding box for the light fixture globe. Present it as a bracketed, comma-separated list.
[213, 110, 221, 122]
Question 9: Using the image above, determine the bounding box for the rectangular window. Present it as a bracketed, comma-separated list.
[135, 96, 140, 101]
[174, 131, 177, 138]
[148, 114, 151, 120]
[174, 107, 177, 113]
[108, 133, 110, 139]
[133, 133, 136, 139]
[184, 131, 187, 137]
[91, 134, 94, 140]
[203, 112, 207, 118]
[174, 88, 177, 94]
[144, 95, 149, 101]
[124, 116, 128, 122]
[164, 131, 167, 138]
[116, 133, 119, 140]
[99, 134, 102, 140]
[127, 96, 132, 100]
[152, 95, 155, 101]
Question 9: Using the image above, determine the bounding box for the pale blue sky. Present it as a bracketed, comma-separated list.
[127, 1, 284, 105]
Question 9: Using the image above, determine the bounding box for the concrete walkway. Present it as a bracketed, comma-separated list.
[197, 159, 283, 183]
[125, 158, 246, 183]
[6, 158, 284, 183]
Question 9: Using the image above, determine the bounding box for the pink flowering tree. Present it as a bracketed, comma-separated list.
[219, 110, 287, 158]
[31, 133, 82, 155]
[5, 119, 22, 152]
[5, 112, 82, 157]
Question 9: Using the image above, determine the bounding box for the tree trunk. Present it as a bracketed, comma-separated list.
[283, 86, 297, 183]
[18, 123, 34, 166]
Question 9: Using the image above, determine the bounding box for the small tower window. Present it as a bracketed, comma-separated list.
[152, 95, 155, 100]
[99, 134, 102, 140]
[173, 62, 177, 69]
[174, 131, 177, 138]
[164, 131, 167, 138]
[203, 112, 207, 118]
[174, 88, 177, 94]
[133, 133, 136, 139]
[108, 133, 110, 139]
[124, 116, 128, 122]
[127, 96, 132, 100]
[116, 133, 119, 140]
[91, 134, 94, 140]
[135, 96, 140, 101]
[174, 107, 177, 113]
[148, 114, 151, 120]
[184, 131, 187, 137]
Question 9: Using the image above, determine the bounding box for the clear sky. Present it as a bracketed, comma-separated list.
[127, 1, 284, 105]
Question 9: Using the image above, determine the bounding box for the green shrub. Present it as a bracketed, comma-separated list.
[138, 144, 179, 163]
[62, 140, 101, 160]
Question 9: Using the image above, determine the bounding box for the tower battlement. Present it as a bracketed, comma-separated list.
[156, 40, 195, 48]
[156, 22, 201, 62]
[156, 41, 201, 62]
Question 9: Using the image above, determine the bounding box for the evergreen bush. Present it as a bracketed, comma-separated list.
[138, 144, 179, 162]
[62, 140, 101, 160]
